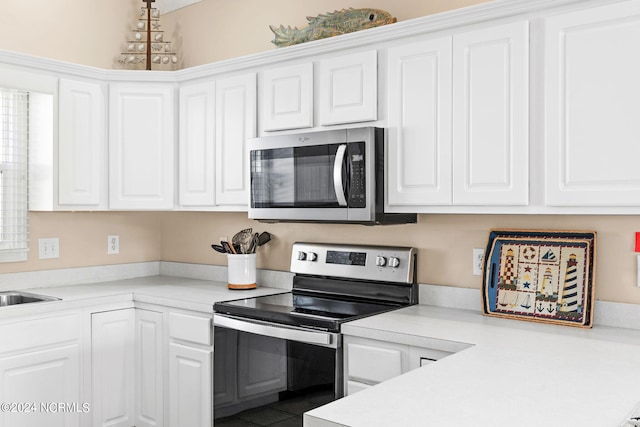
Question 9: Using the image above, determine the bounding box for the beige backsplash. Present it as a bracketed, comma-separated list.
[3, 211, 639, 305]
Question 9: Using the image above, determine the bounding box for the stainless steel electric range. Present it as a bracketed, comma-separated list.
[213, 242, 418, 420]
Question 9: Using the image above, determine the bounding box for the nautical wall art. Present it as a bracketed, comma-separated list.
[481, 229, 596, 328]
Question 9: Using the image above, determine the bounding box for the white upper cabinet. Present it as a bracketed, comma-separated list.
[260, 62, 313, 132]
[545, 1, 640, 206]
[452, 21, 529, 206]
[109, 83, 175, 210]
[387, 37, 453, 207]
[178, 81, 216, 207]
[215, 73, 256, 207]
[318, 50, 377, 125]
[58, 78, 107, 209]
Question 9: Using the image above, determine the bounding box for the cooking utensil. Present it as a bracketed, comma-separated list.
[211, 244, 226, 254]
[220, 237, 236, 254]
[257, 231, 272, 247]
[247, 233, 259, 254]
[232, 228, 253, 254]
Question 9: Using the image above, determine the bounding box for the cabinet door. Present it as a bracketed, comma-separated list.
[318, 50, 377, 125]
[0, 314, 82, 427]
[58, 78, 107, 209]
[215, 73, 256, 207]
[135, 309, 164, 427]
[345, 341, 405, 385]
[92, 309, 135, 427]
[260, 62, 313, 131]
[545, 2, 640, 206]
[179, 81, 215, 207]
[0, 345, 81, 427]
[109, 83, 175, 209]
[387, 37, 453, 207]
[168, 343, 212, 427]
[452, 21, 529, 205]
[236, 333, 286, 399]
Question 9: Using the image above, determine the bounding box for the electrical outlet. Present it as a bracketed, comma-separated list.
[108, 235, 120, 255]
[473, 248, 484, 276]
[38, 238, 60, 259]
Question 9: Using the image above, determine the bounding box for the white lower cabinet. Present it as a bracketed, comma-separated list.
[167, 311, 213, 427]
[0, 314, 82, 427]
[168, 343, 211, 427]
[343, 335, 452, 396]
[135, 309, 164, 427]
[91, 309, 135, 427]
[93, 308, 164, 427]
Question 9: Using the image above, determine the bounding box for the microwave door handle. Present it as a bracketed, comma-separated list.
[333, 144, 348, 206]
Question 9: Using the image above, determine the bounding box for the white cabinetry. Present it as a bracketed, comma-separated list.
[387, 37, 453, 206]
[0, 314, 82, 427]
[260, 62, 313, 132]
[318, 50, 377, 125]
[452, 21, 529, 206]
[135, 309, 164, 427]
[92, 308, 164, 427]
[387, 21, 528, 210]
[91, 309, 135, 427]
[58, 78, 107, 209]
[109, 83, 175, 210]
[178, 81, 215, 207]
[545, 1, 640, 206]
[167, 311, 212, 427]
[343, 335, 451, 396]
[215, 73, 256, 207]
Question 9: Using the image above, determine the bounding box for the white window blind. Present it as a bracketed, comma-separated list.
[0, 88, 29, 262]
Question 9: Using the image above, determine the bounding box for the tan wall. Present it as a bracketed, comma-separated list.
[161, 212, 640, 305]
[0, 212, 163, 274]
[163, 0, 490, 67]
[0, 0, 136, 69]
[2, 0, 640, 308]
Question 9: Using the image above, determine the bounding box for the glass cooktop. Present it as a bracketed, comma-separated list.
[214, 291, 400, 333]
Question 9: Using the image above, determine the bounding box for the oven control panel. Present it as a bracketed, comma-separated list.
[291, 242, 416, 284]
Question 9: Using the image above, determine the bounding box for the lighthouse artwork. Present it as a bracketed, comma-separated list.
[483, 229, 596, 328]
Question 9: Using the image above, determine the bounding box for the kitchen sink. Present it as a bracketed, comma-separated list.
[0, 291, 60, 306]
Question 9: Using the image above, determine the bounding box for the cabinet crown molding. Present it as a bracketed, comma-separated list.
[0, 0, 608, 83]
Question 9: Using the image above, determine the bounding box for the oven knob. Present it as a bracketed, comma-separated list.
[375, 256, 387, 267]
[388, 257, 400, 268]
[307, 252, 318, 261]
[297, 251, 307, 261]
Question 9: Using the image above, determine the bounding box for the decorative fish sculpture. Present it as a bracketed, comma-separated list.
[270, 8, 397, 48]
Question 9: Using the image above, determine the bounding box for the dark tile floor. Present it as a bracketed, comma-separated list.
[215, 388, 334, 427]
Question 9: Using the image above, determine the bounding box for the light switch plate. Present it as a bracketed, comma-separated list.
[38, 238, 59, 259]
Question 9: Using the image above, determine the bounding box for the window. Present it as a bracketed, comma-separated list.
[0, 87, 28, 262]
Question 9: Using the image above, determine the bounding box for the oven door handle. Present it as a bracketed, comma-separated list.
[213, 314, 334, 347]
[333, 144, 348, 207]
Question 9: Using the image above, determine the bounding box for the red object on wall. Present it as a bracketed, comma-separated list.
[635, 232, 640, 252]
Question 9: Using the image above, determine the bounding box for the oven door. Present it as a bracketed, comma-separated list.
[213, 314, 342, 420]
[248, 128, 377, 222]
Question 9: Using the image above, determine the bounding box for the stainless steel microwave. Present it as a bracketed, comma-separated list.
[248, 127, 416, 225]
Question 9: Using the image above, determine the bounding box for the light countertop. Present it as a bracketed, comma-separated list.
[305, 305, 640, 427]
[0, 276, 288, 319]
